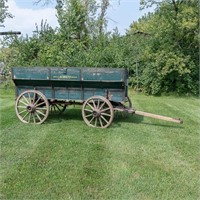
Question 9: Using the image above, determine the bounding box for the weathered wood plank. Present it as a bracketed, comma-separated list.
[135, 110, 183, 124]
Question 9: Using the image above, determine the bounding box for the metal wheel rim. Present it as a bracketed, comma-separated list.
[82, 96, 114, 128]
[15, 90, 49, 124]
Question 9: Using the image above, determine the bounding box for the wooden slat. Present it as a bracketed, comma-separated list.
[135, 110, 183, 124]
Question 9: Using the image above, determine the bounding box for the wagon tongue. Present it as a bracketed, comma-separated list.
[134, 110, 183, 124]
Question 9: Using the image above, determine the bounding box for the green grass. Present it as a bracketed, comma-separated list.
[0, 88, 199, 199]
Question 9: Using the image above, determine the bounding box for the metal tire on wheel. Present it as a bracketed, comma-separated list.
[82, 96, 114, 128]
[15, 90, 49, 124]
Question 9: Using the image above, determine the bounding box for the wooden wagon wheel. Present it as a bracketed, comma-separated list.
[50, 103, 67, 114]
[15, 90, 49, 124]
[82, 96, 114, 128]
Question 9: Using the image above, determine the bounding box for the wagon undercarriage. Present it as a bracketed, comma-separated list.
[15, 89, 182, 128]
[15, 89, 132, 127]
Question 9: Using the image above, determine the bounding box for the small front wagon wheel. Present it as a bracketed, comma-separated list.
[82, 96, 114, 128]
[15, 90, 49, 124]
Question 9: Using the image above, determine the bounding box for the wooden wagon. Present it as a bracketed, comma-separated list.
[12, 67, 182, 128]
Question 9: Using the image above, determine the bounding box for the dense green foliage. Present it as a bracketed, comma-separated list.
[0, 0, 12, 27]
[130, 0, 199, 95]
[0, 0, 199, 95]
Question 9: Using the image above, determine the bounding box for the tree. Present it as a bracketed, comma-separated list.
[98, 0, 109, 35]
[127, 0, 199, 95]
[35, 0, 110, 36]
[56, 0, 89, 40]
[0, 0, 13, 27]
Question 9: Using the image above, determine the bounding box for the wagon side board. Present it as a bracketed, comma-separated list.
[12, 67, 129, 102]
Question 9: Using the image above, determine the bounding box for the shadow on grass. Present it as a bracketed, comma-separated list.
[115, 111, 142, 122]
[47, 107, 143, 124]
[139, 122, 184, 129]
[46, 107, 182, 129]
[47, 107, 82, 124]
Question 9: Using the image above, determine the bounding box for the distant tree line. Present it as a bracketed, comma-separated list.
[0, 0, 198, 95]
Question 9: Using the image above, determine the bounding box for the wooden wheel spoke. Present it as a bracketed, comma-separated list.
[32, 113, 36, 124]
[86, 102, 95, 110]
[91, 99, 96, 109]
[36, 110, 46, 117]
[35, 101, 45, 107]
[100, 115, 109, 124]
[33, 92, 36, 104]
[18, 105, 27, 108]
[19, 109, 27, 115]
[99, 117, 103, 127]
[22, 112, 29, 120]
[35, 112, 42, 122]
[99, 101, 105, 110]
[34, 96, 42, 106]
[28, 92, 31, 104]
[96, 99, 100, 109]
[85, 113, 93, 118]
[36, 107, 47, 111]
[22, 95, 30, 105]
[94, 118, 97, 127]
[89, 116, 95, 123]
[84, 108, 93, 113]
[19, 100, 28, 106]
[101, 107, 110, 113]
[101, 112, 111, 117]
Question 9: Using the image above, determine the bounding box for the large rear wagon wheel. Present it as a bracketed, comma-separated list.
[15, 90, 49, 124]
[82, 96, 114, 128]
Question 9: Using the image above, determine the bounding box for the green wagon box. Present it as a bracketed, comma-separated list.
[12, 67, 129, 102]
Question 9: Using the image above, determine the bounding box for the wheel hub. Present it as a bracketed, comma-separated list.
[92, 109, 101, 118]
[27, 104, 35, 113]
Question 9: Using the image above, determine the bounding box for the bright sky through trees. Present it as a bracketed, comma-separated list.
[2, 0, 154, 36]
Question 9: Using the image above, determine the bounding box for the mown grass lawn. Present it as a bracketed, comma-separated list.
[0, 88, 199, 199]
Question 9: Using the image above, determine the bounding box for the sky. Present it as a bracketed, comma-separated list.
[1, 0, 154, 36]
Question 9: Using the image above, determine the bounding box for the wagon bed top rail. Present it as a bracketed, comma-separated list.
[12, 67, 128, 82]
